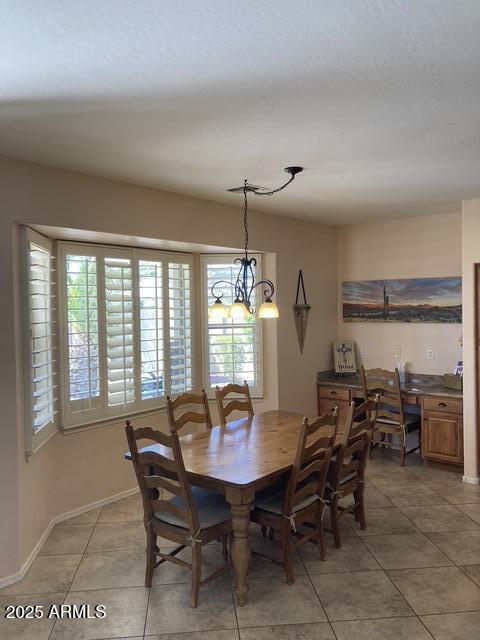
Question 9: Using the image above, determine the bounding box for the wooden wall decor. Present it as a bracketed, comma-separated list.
[293, 270, 311, 354]
[334, 340, 357, 374]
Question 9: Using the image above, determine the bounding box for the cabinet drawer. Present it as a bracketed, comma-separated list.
[423, 396, 462, 414]
[318, 386, 350, 401]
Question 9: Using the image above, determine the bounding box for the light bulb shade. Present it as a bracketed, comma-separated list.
[209, 299, 228, 320]
[258, 301, 279, 319]
[230, 301, 248, 320]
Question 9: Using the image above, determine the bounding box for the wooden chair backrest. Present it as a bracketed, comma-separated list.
[125, 420, 199, 533]
[215, 381, 254, 427]
[361, 366, 405, 426]
[343, 396, 380, 443]
[166, 390, 212, 432]
[283, 409, 338, 516]
[332, 406, 372, 490]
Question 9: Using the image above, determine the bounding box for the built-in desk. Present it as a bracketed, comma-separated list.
[317, 371, 463, 466]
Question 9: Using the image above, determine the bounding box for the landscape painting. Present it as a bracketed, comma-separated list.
[343, 277, 462, 323]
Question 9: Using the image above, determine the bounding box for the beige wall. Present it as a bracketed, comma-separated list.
[0, 155, 337, 581]
[337, 213, 463, 374]
[461, 200, 480, 482]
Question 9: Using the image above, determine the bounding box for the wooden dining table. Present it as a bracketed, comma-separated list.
[126, 410, 346, 606]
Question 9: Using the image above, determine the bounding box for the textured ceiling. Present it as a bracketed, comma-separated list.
[1, 0, 479, 224]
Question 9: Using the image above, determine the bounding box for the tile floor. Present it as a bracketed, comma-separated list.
[2, 450, 480, 639]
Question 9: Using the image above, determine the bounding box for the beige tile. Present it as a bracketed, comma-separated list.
[388, 566, 480, 615]
[310, 570, 413, 621]
[50, 586, 149, 640]
[235, 575, 326, 628]
[425, 480, 480, 504]
[332, 617, 432, 640]
[421, 611, 480, 640]
[399, 505, 480, 532]
[428, 530, 480, 565]
[301, 533, 380, 574]
[1, 554, 81, 595]
[98, 495, 144, 522]
[147, 633, 239, 640]
[378, 483, 447, 507]
[39, 524, 94, 555]
[86, 521, 146, 552]
[154, 542, 230, 585]
[240, 622, 335, 640]
[363, 533, 452, 570]
[66, 508, 101, 525]
[457, 502, 480, 523]
[145, 576, 236, 635]
[355, 507, 418, 536]
[71, 550, 146, 590]
[0, 593, 65, 640]
[461, 564, 480, 587]
[87, 521, 176, 553]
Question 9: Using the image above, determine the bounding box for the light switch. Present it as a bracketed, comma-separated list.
[361, 346, 368, 356]
[393, 345, 401, 358]
[426, 347, 435, 360]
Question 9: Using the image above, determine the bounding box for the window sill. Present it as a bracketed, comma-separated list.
[61, 405, 167, 435]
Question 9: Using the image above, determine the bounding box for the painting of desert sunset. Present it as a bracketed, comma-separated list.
[343, 277, 462, 323]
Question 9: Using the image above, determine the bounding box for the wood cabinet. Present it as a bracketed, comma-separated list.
[422, 397, 463, 465]
[317, 385, 353, 425]
[317, 382, 463, 467]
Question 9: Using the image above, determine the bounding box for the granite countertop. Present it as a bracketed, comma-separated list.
[316, 370, 463, 399]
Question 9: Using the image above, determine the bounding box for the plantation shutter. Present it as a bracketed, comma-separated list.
[138, 259, 165, 402]
[62, 248, 102, 424]
[104, 253, 135, 413]
[168, 259, 193, 394]
[22, 227, 57, 453]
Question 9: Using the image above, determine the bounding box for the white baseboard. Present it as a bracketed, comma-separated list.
[0, 486, 139, 590]
[463, 475, 480, 485]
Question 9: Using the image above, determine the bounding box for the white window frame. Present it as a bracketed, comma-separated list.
[201, 253, 264, 398]
[58, 241, 194, 429]
[20, 227, 58, 455]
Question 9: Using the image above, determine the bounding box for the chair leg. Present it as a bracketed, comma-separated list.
[221, 535, 228, 561]
[261, 525, 267, 538]
[330, 497, 342, 549]
[400, 427, 406, 466]
[268, 527, 275, 540]
[354, 486, 367, 530]
[281, 525, 295, 584]
[191, 545, 202, 608]
[316, 504, 326, 560]
[145, 527, 156, 588]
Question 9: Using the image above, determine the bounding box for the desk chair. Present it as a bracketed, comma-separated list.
[361, 366, 420, 466]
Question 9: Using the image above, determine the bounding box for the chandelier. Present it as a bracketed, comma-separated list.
[209, 166, 303, 320]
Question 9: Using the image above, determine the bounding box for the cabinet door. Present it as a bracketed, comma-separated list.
[422, 411, 463, 464]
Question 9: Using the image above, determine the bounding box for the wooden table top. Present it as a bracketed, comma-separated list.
[126, 410, 346, 489]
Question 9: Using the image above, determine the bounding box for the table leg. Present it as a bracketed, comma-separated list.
[225, 486, 253, 607]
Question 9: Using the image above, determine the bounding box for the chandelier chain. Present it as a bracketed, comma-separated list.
[250, 174, 295, 197]
[243, 179, 249, 256]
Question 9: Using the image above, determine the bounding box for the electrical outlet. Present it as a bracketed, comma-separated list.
[426, 347, 435, 360]
[361, 346, 368, 356]
[393, 345, 401, 359]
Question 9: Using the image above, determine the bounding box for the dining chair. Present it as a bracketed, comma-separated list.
[215, 381, 254, 427]
[251, 410, 338, 584]
[125, 420, 232, 608]
[361, 366, 420, 465]
[326, 398, 377, 548]
[166, 389, 213, 432]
